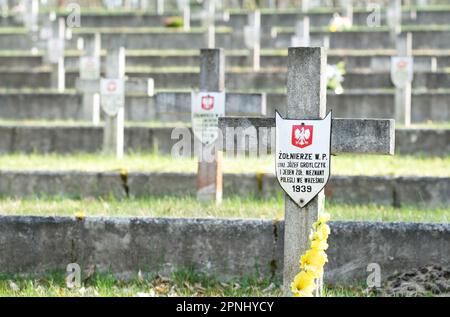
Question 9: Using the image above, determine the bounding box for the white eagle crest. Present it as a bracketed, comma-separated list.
[294, 126, 311, 146]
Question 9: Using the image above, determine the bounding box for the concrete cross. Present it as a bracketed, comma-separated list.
[157, 0, 165, 15]
[76, 47, 154, 158]
[23, 0, 39, 33]
[176, 0, 191, 31]
[291, 0, 310, 47]
[77, 33, 102, 124]
[391, 32, 413, 126]
[44, 16, 66, 93]
[244, 10, 261, 71]
[341, 0, 353, 27]
[195, 48, 266, 203]
[203, 0, 216, 48]
[219, 47, 395, 296]
[387, 0, 402, 42]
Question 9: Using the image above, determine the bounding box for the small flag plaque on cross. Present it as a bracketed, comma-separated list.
[191, 91, 225, 146]
[275, 111, 332, 208]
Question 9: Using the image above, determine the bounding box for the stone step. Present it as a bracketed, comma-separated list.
[0, 216, 448, 285]
[1, 69, 450, 90]
[0, 91, 448, 123]
[0, 170, 447, 207]
[0, 124, 447, 156]
[2, 8, 450, 28]
[2, 51, 450, 72]
[1, 28, 449, 50]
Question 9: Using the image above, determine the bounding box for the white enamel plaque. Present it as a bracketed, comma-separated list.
[275, 111, 332, 208]
[47, 38, 64, 63]
[244, 25, 260, 49]
[391, 56, 414, 88]
[191, 91, 225, 145]
[100, 78, 125, 116]
[80, 56, 100, 80]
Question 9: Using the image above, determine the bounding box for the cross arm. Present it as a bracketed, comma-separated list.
[155, 92, 266, 116]
[218, 117, 395, 155]
[75, 78, 154, 96]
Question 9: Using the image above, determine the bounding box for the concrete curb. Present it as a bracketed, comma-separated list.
[0, 216, 448, 285]
[0, 125, 447, 156]
[0, 171, 448, 207]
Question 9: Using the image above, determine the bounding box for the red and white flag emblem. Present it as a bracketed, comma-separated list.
[201, 95, 214, 110]
[292, 125, 313, 148]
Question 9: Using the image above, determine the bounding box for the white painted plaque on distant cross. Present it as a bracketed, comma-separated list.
[191, 91, 225, 145]
[391, 56, 414, 88]
[243, 25, 260, 49]
[80, 56, 100, 80]
[100, 78, 125, 116]
[275, 111, 332, 208]
[47, 38, 64, 63]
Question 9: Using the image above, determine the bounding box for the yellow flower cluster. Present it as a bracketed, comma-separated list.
[291, 213, 331, 297]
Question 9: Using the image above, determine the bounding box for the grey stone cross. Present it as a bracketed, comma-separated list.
[219, 47, 395, 296]
[76, 47, 154, 158]
[195, 48, 266, 203]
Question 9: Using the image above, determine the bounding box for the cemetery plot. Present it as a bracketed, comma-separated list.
[0, 1, 448, 298]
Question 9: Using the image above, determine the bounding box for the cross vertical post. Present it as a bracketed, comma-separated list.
[157, 0, 164, 15]
[49, 17, 65, 93]
[342, 0, 353, 27]
[80, 33, 101, 124]
[282, 47, 327, 296]
[183, 1, 191, 31]
[394, 32, 413, 126]
[246, 10, 261, 71]
[203, 0, 216, 48]
[103, 47, 126, 159]
[387, 0, 402, 42]
[196, 48, 224, 203]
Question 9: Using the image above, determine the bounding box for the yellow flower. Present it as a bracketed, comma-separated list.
[310, 239, 329, 251]
[293, 289, 314, 297]
[311, 223, 331, 241]
[300, 249, 328, 277]
[318, 213, 331, 224]
[313, 213, 331, 229]
[291, 271, 316, 294]
[329, 25, 337, 32]
[74, 211, 86, 221]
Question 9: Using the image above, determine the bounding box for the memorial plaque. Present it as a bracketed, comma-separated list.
[391, 56, 413, 88]
[80, 56, 100, 80]
[275, 111, 332, 208]
[191, 91, 225, 145]
[100, 78, 125, 116]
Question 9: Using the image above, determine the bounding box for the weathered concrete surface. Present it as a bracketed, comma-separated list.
[7, 69, 450, 91]
[1, 29, 450, 50]
[219, 117, 395, 154]
[2, 9, 450, 28]
[0, 171, 448, 207]
[0, 216, 448, 286]
[3, 53, 450, 72]
[0, 91, 449, 123]
[5, 9, 449, 28]
[0, 125, 447, 156]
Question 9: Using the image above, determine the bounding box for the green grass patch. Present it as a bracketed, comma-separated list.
[0, 269, 373, 297]
[0, 196, 448, 223]
[0, 152, 448, 177]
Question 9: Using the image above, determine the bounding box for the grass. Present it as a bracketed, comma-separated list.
[0, 269, 373, 297]
[0, 196, 448, 223]
[0, 152, 448, 177]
